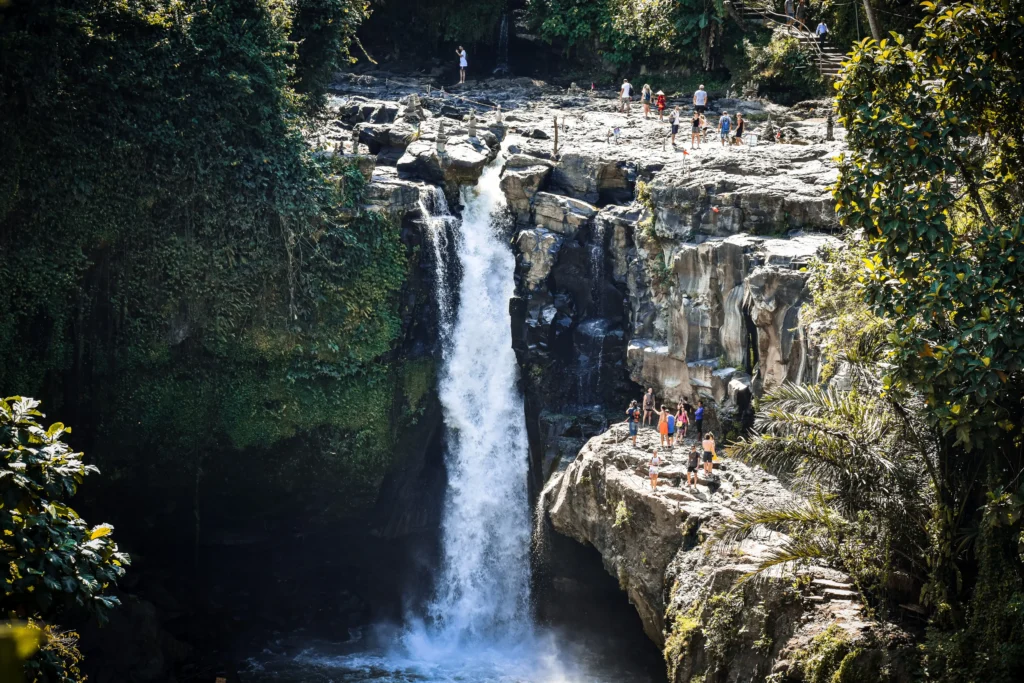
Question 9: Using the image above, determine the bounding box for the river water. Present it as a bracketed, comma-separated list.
[238, 149, 665, 683]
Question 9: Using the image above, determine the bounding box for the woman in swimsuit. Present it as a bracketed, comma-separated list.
[702, 432, 717, 477]
[649, 449, 663, 491]
[658, 405, 669, 446]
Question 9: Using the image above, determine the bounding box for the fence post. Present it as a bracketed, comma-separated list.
[553, 116, 559, 158]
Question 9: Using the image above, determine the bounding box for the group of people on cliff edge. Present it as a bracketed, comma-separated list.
[625, 390, 717, 492]
[619, 80, 747, 149]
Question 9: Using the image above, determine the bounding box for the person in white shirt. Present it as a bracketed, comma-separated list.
[815, 21, 829, 46]
[669, 106, 682, 146]
[693, 84, 708, 114]
[456, 46, 467, 84]
[620, 79, 633, 114]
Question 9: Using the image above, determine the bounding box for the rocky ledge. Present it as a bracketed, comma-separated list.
[543, 427, 914, 682]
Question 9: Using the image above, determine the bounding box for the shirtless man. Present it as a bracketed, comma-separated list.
[642, 387, 655, 428]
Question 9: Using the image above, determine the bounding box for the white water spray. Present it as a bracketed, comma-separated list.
[420, 154, 532, 646]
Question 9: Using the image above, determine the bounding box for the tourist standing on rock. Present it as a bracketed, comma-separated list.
[693, 84, 708, 114]
[641, 84, 652, 118]
[669, 106, 682, 146]
[733, 112, 745, 145]
[656, 90, 667, 121]
[816, 20, 829, 46]
[691, 109, 702, 149]
[643, 388, 655, 427]
[626, 400, 641, 447]
[649, 449, 663, 491]
[620, 79, 633, 114]
[457, 46, 468, 84]
[658, 405, 669, 446]
[695, 400, 705, 437]
[719, 111, 732, 146]
[702, 432, 716, 477]
[676, 403, 689, 438]
[687, 445, 700, 490]
[785, 0, 795, 26]
[667, 409, 676, 447]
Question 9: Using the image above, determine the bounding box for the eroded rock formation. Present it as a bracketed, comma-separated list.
[544, 428, 914, 682]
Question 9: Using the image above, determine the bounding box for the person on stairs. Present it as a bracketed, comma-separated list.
[785, 0, 795, 25]
[796, 0, 807, 29]
[626, 400, 641, 447]
[816, 20, 829, 46]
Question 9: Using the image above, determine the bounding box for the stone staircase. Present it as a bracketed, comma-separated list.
[728, 0, 846, 79]
[803, 577, 861, 606]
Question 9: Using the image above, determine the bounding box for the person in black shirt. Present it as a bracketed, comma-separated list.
[625, 400, 641, 447]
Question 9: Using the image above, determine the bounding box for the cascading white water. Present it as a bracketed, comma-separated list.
[421, 154, 532, 645]
[417, 187, 457, 337]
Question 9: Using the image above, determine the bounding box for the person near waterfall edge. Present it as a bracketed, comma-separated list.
[456, 46, 467, 84]
[626, 400, 641, 447]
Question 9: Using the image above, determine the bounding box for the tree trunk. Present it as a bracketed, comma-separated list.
[862, 0, 883, 40]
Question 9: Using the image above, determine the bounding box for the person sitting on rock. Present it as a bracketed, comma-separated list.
[667, 409, 676, 447]
[626, 400, 641, 447]
[702, 432, 717, 477]
[687, 445, 700, 490]
[658, 405, 669, 446]
[649, 449, 663, 491]
[642, 388, 655, 427]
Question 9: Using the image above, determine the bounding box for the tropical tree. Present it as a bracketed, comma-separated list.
[1, 397, 128, 680]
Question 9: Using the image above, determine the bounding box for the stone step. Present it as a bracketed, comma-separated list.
[804, 595, 826, 604]
[811, 578, 855, 590]
[822, 588, 859, 601]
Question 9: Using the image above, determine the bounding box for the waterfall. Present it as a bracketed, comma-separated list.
[418, 186, 457, 338]
[493, 14, 511, 76]
[420, 153, 532, 646]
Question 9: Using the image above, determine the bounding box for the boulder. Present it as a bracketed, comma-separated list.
[516, 228, 564, 291]
[532, 191, 597, 237]
[397, 135, 497, 188]
[500, 155, 553, 223]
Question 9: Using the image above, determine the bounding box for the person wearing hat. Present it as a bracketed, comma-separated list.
[656, 90, 667, 122]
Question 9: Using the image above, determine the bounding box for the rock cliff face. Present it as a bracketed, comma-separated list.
[544, 428, 914, 682]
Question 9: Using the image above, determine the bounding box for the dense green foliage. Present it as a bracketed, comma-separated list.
[742, 28, 825, 103]
[834, 1, 1024, 677]
[525, 0, 733, 69]
[361, 0, 504, 58]
[719, 2, 1024, 681]
[1, 397, 126, 681]
[0, 0, 406, 511]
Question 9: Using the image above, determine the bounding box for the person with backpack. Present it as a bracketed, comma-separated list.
[695, 400, 705, 437]
[719, 111, 732, 146]
[676, 403, 689, 438]
[625, 400, 641, 447]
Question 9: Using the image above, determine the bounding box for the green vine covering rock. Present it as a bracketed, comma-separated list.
[0, 0, 405, 513]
